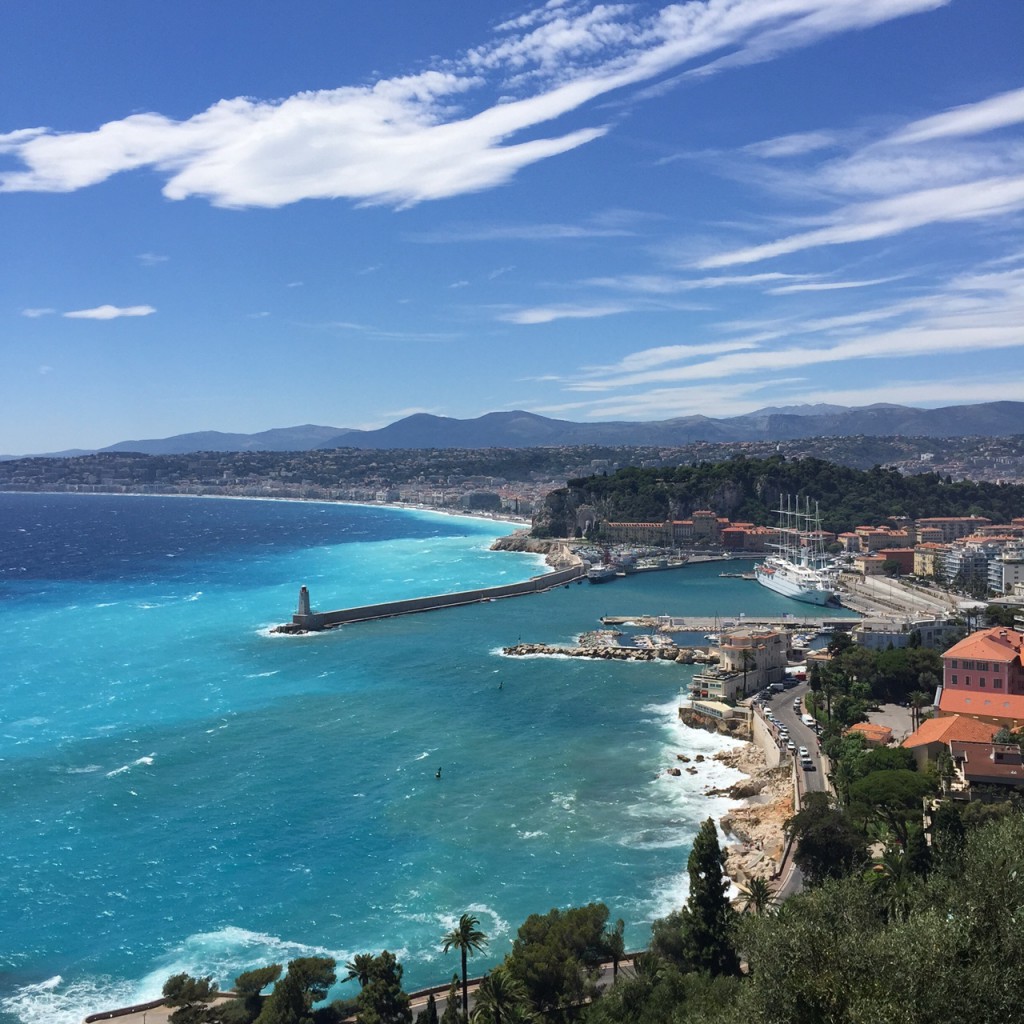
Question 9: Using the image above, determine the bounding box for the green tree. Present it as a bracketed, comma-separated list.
[849, 769, 934, 848]
[415, 994, 438, 1024]
[602, 918, 626, 982]
[784, 791, 867, 885]
[163, 974, 220, 1024]
[650, 818, 739, 976]
[442, 914, 489, 1018]
[505, 903, 609, 1017]
[736, 876, 777, 916]
[355, 951, 411, 1024]
[344, 955, 376, 990]
[469, 967, 532, 1024]
[220, 966, 283, 1024]
[255, 958, 336, 1024]
[439, 975, 461, 1024]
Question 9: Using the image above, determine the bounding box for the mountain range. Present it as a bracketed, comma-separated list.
[11, 402, 1024, 458]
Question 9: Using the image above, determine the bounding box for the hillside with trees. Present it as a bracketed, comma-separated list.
[533, 455, 1024, 537]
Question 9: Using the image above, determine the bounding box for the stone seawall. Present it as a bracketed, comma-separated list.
[283, 565, 585, 632]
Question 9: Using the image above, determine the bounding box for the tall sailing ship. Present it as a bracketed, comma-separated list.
[754, 495, 840, 606]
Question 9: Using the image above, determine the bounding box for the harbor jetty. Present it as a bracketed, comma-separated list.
[275, 565, 585, 633]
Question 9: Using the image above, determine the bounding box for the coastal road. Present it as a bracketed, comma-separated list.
[758, 683, 827, 795]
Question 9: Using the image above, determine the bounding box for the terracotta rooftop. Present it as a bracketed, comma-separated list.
[902, 714, 1000, 748]
[847, 722, 893, 742]
[949, 740, 1024, 784]
[943, 627, 1024, 662]
[938, 689, 1024, 721]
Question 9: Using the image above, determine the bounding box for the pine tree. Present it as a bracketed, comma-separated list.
[651, 817, 739, 976]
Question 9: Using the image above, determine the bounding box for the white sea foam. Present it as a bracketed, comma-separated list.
[0, 974, 140, 1024]
[245, 670, 280, 679]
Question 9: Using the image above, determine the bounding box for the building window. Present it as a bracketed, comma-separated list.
[951, 675, 958, 685]
[951, 659, 958, 668]
[995, 678, 1003, 689]
[965, 676, 971, 686]
[980, 678, 986, 687]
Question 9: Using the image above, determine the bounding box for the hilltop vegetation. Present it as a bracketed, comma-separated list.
[534, 455, 1024, 537]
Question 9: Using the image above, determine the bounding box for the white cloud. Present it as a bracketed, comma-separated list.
[887, 86, 1024, 145]
[745, 131, 837, 158]
[0, 0, 948, 210]
[699, 175, 1024, 268]
[21, 307, 55, 317]
[63, 304, 156, 320]
[136, 252, 168, 265]
[501, 302, 629, 324]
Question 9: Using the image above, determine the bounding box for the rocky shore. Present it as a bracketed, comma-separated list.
[502, 641, 715, 663]
[711, 744, 793, 887]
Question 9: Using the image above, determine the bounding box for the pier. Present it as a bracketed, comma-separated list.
[280, 565, 586, 632]
[600, 615, 861, 631]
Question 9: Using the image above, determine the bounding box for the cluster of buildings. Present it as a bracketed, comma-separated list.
[901, 625, 1024, 796]
[600, 512, 1024, 598]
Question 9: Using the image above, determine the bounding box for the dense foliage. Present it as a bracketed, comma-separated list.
[536, 455, 1024, 536]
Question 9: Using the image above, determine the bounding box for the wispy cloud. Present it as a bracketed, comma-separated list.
[0, 0, 947, 210]
[63, 304, 156, 320]
[545, 257, 1024, 419]
[136, 252, 168, 266]
[700, 87, 1024, 268]
[21, 307, 55, 318]
[699, 176, 1024, 268]
[500, 302, 630, 325]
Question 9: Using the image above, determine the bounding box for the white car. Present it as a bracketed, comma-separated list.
[787, 740, 796, 752]
[799, 746, 809, 758]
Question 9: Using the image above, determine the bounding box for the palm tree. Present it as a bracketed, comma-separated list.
[739, 647, 757, 698]
[442, 913, 489, 1017]
[737, 875, 777, 915]
[469, 967, 531, 1024]
[343, 953, 375, 989]
[603, 918, 626, 982]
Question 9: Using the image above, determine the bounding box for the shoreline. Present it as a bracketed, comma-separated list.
[711, 742, 792, 889]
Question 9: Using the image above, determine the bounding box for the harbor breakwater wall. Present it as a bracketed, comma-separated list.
[286, 565, 586, 632]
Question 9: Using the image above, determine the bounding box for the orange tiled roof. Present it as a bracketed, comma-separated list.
[847, 722, 893, 741]
[938, 689, 1024, 721]
[943, 627, 1024, 663]
[902, 714, 1000, 748]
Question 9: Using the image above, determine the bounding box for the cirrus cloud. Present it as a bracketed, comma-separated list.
[63, 304, 156, 320]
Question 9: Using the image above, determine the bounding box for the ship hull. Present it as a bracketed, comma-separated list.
[754, 561, 837, 606]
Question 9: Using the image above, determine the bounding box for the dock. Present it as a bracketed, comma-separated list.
[600, 615, 861, 631]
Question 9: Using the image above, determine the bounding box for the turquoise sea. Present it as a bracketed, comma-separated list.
[0, 493, 844, 1024]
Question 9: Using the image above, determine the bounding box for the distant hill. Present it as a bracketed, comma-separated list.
[16, 401, 1024, 457]
[99, 424, 352, 455]
[317, 402, 1024, 449]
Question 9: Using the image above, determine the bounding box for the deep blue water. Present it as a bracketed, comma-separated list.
[0, 493, 838, 1024]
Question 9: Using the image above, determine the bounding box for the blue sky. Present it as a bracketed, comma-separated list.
[3, 0, 1023, 454]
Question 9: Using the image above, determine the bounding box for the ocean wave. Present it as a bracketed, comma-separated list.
[0, 974, 140, 1024]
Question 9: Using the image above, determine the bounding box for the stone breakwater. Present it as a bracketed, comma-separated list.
[502, 641, 715, 663]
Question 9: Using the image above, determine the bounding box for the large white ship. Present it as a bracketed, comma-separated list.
[754, 495, 840, 606]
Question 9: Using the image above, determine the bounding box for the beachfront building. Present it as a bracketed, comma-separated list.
[690, 628, 787, 702]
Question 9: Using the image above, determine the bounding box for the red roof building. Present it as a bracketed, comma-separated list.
[902, 714, 1000, 769]
[942, 626, 1024, 696]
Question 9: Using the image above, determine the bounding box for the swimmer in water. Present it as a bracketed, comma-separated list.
[436, 768, 442, 779]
